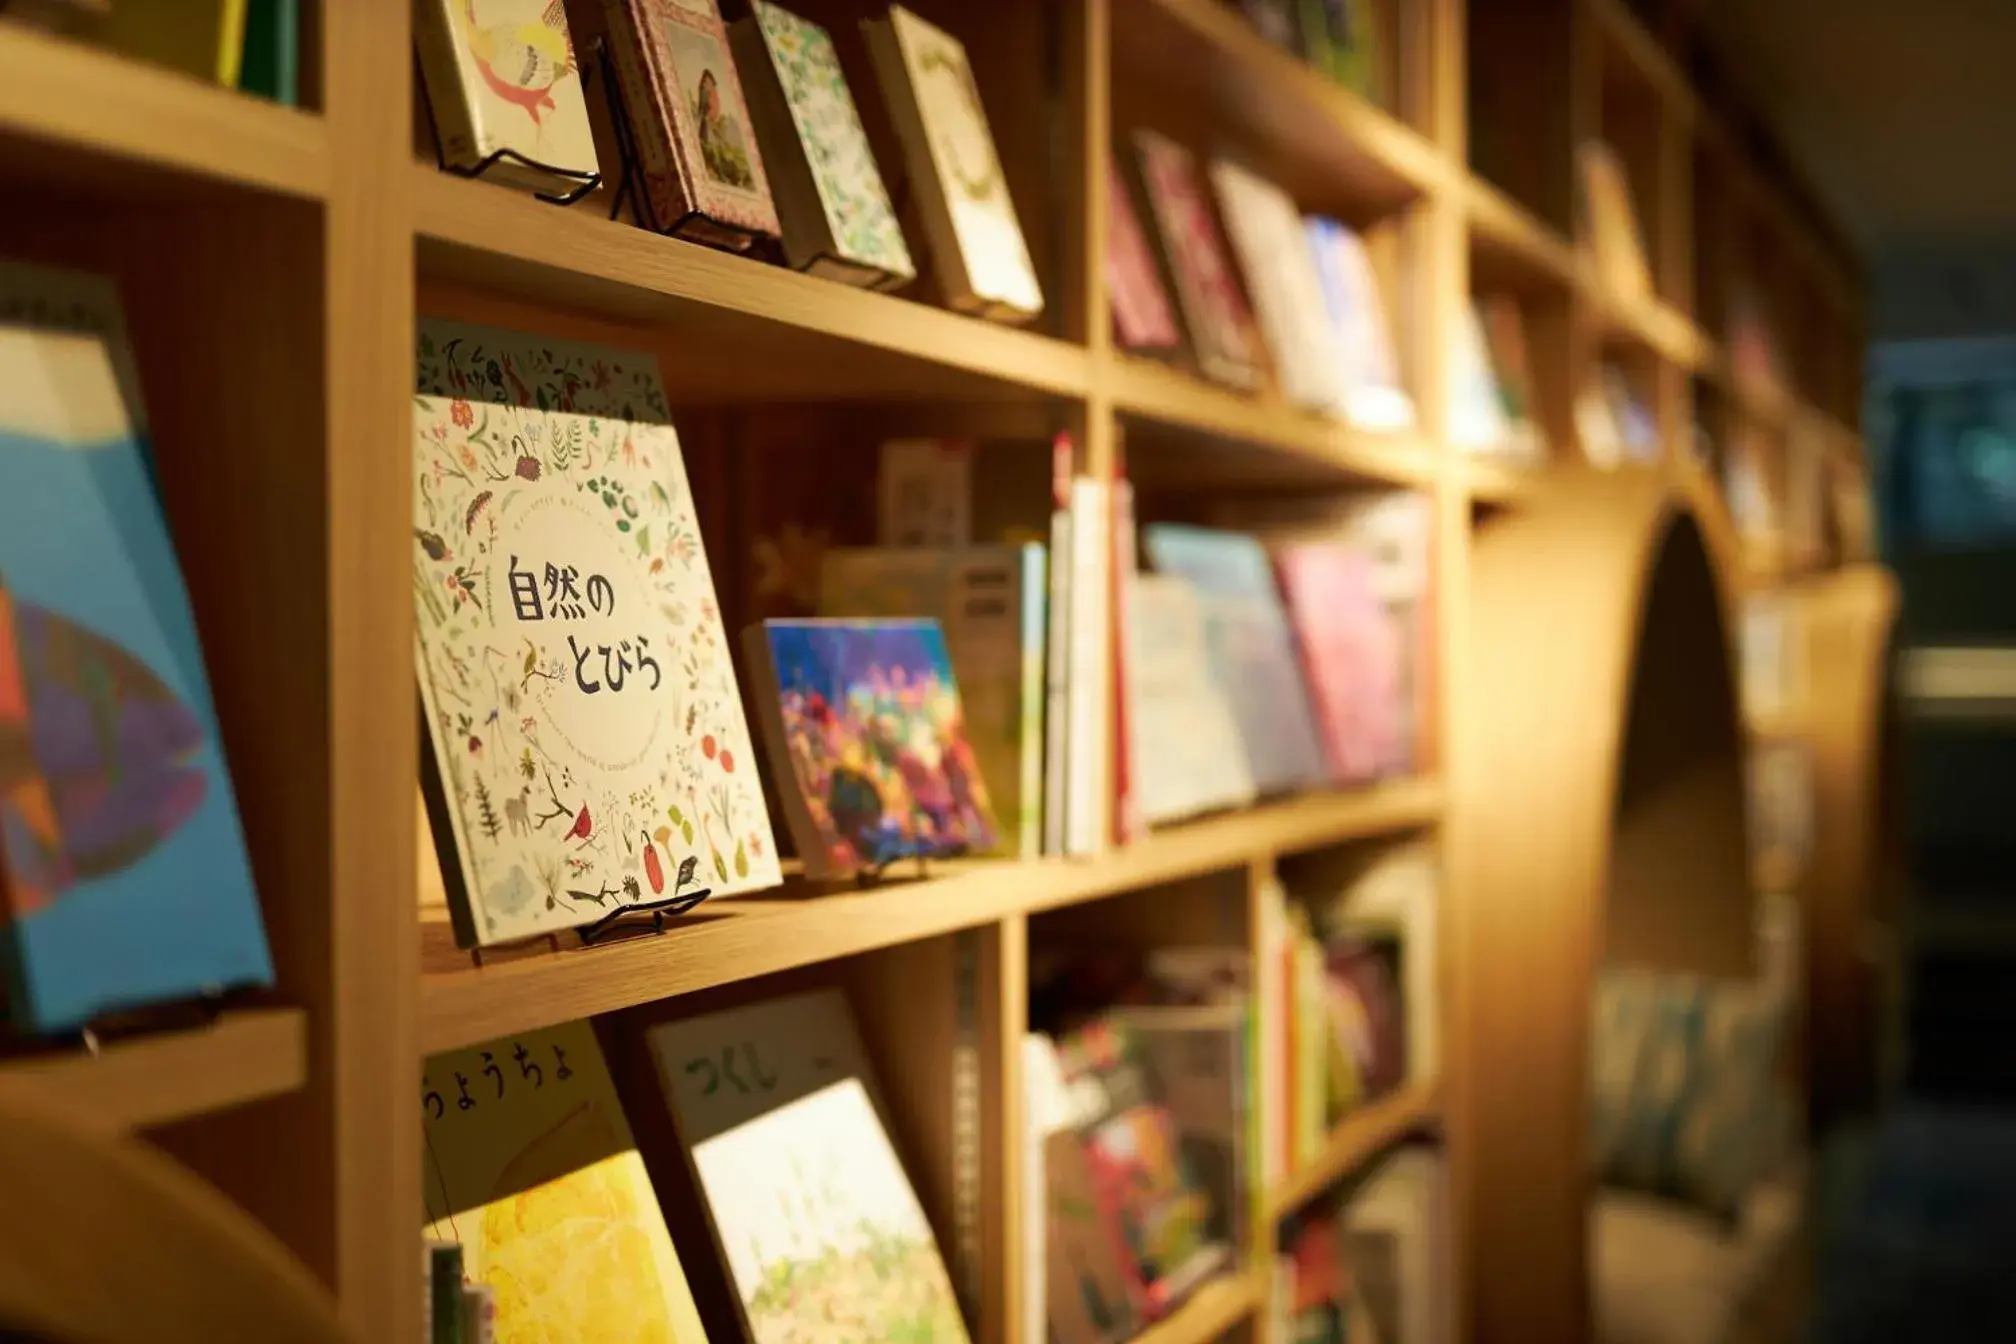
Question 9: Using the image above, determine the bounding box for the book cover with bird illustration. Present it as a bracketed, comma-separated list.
[423, 1021, 707, 1342]
[604, 0, 782, 251]
[743, 618, 998, 878]
[412, 319, 779, 947]
[0, 261, 271, 1033]
[415, 0, 600, 197]
[646, 989, 971, 1344]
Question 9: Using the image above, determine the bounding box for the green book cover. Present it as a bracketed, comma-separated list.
[238, 0, 299, 105]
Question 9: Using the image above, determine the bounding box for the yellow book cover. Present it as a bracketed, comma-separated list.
[422, 1021, 705, 1342]
[94, 0, 248, 85]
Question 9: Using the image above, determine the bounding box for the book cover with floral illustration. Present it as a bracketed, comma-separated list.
[743, 618, 998, 877]
[423, 1021, 706, 1342]
[412, 319, 779, 947]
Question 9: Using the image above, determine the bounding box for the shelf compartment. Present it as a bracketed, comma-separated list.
[412, 167, 1092, 404]
[421, 779, 1442, 1053]
[1112, 356, 1438, 490]
[1112, 0, 1444, 222]
[0, 1007, 307, 1130]
[1126, 1269, 1265, 1344]
[1270, 1082, 1440, 1218]
[0, 23, 326, 202]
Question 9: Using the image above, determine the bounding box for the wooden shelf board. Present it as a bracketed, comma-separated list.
[0, 1007, 306, 1131]
[1112, 356, 1438, 490]
[1592, 0, 1697, 123]
[412, 167, 1091, 404]
[421, 779, 1442, 1054]
[1596, 291, 1716, 372]
[0, 22, 326, 201]
[1465, 179, 1585, 293]
[1464, 455, 1545, 506]
[1271, 1083, 1440, 1219]
[1113, 0, 1444, 220]
[1127, 1270, 1264, 1344]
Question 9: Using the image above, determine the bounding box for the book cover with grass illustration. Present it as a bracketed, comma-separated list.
[647, 988, 971, 1344]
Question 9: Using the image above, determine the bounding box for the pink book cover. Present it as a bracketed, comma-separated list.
[1275, 545, 1403, 783]
[1132, 130, 1263, 388]
[1106, 160, 1180, 352]
[604, 0, 781, 246]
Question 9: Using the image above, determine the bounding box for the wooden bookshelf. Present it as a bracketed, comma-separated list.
[0, 0, 1876, 1341]
[1125, 1269, 1265, 1344]
[1271, 1083, 1443, 1219]
[0, 1008, 306, 1132]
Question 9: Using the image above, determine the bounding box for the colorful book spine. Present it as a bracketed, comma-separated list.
[1018, 544, 1050, 860]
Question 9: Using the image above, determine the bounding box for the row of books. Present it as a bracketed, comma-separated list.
[409, 0, 1047, 324]
[7, 0, 299, 103]
[1274, 1146, 1450, 1344]
[1235, 0, 1390, 105]
[421, 989, 965, 1342]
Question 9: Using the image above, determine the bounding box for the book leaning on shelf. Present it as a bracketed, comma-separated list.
[411, 321, 782, 948]
[0, 259, 273, 1034]
[413, 0, 602, 198]
[862, 4, 1044, 322]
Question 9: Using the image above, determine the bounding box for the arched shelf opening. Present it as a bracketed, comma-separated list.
[1450, 471, 1752, 1343]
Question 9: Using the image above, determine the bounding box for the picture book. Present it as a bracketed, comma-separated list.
[819, 546, 1046, 858]
[1141, 525, 1327, 796]
[646, 989, 970, 1344]
[1281, 1205, 1374, 1344]
[1027, 1031, 1142, 1344]
[1448, 300, 1513, 452]
[1210, 160, 1347, 414]
[863, 5, 1044, 321]
[1312, 842, 1438, 1082]
[1107, 160, 1183, 353]
[1059, 1020, 1231, 1320]
[1274, 543, 1405, 783]
[1580, 140, 1654, 302]
[95, 0, 247, 85]
[1326, 934, 1406, 1101]
[604, 0, 782, 251]
[1306, 216, 1415, 431]
[878, 438, 972, 548]
[1602, 364, 1659, 462]
[731, 2, 915, 287]
[411, 320, 780, 947]
[1477, 294, 1546, 458]
[1108, 1005, 1250, 1252]
[1120, 574, 1256, 826]
[0, 261, 271, 1033]
[1133, 130, 1265, 390]
[423, 1022, 706, 1343]
[415, 0, 601, 198]
[743, 619, 999, 876]
[1346, 1149, 1444, 1344]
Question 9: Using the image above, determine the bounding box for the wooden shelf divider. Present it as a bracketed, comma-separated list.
[1269, 1083, 1441, 1219]
[1124, 1269, 1264, 1344]
[0, 1007, 307, 1131]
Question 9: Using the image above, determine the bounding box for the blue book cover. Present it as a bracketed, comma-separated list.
[1141, 525, 1327, 795]
[0, 262, 271, 1032]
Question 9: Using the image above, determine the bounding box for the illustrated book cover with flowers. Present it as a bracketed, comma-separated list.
[603, 0, 782, 250]
[862, 4, 1044, 321]
[646, 988, 971, 1344]
[423, 1020, 707, 1342]
[743, 618, 998, 878]
[412, 319, 780, 948]
[414, 0, 601, 197]
[731, 0, 917, 288]
[0, 260, 271, 1033]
